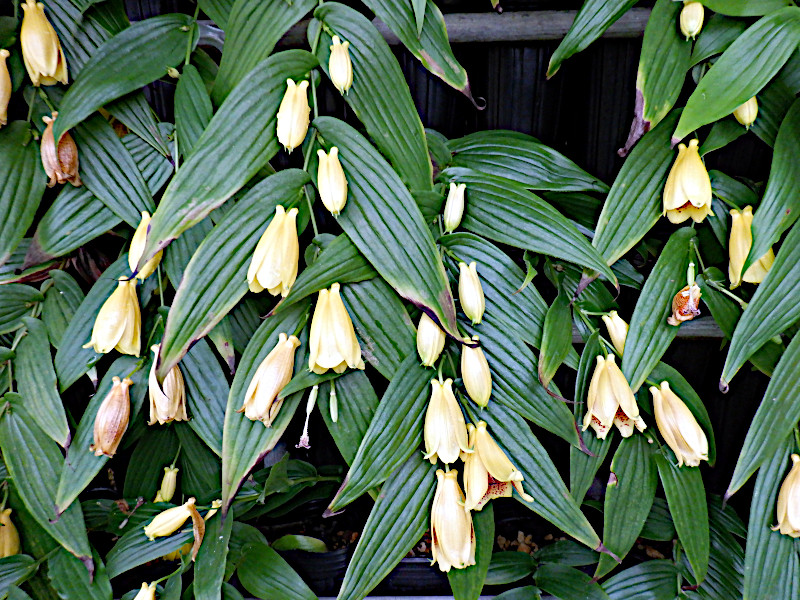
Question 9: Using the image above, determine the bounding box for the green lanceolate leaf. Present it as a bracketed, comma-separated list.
[448, 131, 607, 193]
[655, 454, 709, 583]
[14, 318, 69, 448]
[593, 111, 681, 265]
[0, 394, 92, 569]
[313, 116, 458, 338]
[42, 270, 84, 349]
[448, 504, 494, 600]
[619, 0, 691, 155]
[53, 254, 130, 390]
[621, 227, 695, 392]
[52, 14, 196, 140]
[318, 371, 379, 465]
[337, 454, 436, 600]
[279, 234, 376, 312]
[174, 64, 212, 156]
[197, 0, 233, 28]
[212, 0, 316, 105]
[672, 7, 800, 142]
[547, 0, 638, 77]
[141, 51, 318, 266]
[47, 549, 112, 600]
[690, 14, 749, 67]
[176, 425, 221, 503]
[327, 355, 430, 512]
[194, 506, 233, 600]
[104, 523, 193, 579]
[0, 123, 45, 268]
[538, 281, 572, 389]
[699, 0, 792, 16]
[55, 356, 148, 513]
[123, 427, 179, 499]
[746, 99, 800, 273]
[602, 560, 679, 600]
[182, 338, 228, 457]
[0, 285, 43, 336]
[361, 0, 475, 102]
[727, 332, 800, 497]
[699, 119, 746, 156]
[237, 541, 315, 600]
[721, 221, 800, 387]
[443, 168, 616, 284]
[310, 3, 432, 191]
[0, 557, 37, 598]
[595, 436, 657, 578]
[536, 564, 610, 600]
[751, 77, 795, 148]
[162, 217, 213, 289]
[221, 302, 309, 511]
[486, 553, 535, 585]
[156, 169, 309, 380]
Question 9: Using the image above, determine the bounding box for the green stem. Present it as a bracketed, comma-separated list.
[170, 443, 182, 468]
[301, 130, 320, 236]
[705, 277, 748, 310]
[37, 89, 55, 113]
[184, 4, 200, 66]
[157, 264, 165, 308]
[794, 427, 800, 454]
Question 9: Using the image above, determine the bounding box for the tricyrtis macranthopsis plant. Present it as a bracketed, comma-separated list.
[0, 0, 798, 597]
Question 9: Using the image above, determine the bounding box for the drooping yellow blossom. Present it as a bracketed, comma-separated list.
[679, 1, 704, 40]
[458, 262, 485, 325]
[308, 283, 365, 374]
[0, 509, 20, 558]
[83, 278, 141, 356]
[728, 206, 774, 288]
[247, 205, 299, 296]
[317, 147, 348, 216]
[416, 313, 445, 367]
[41, 112, 81, 187]
[650, 381, 708, 467]
[154, 466, 179, 503]
[0, 50, 10, 128]
[20, 0, 68, 86]
[129, 212, 162, 281]
[443, 182, 466, 233]
[424, 378, 470, 465]
[733, 97, 758, 129]
[583, 355, 646, 439]
[601, 310, 628, 355]
[148, 345, 187, 426]
[772, 454, 800, 538]
[460, 336, 491, 407]
[328, 35, 353, 94]
[143, 497, 196, 540]
[238, 332, 301, 426]
[462, 421, 533, 511]
[430, 469, 475, 572]
[91, 376, 132, 457]
[663, 139, 713, 224]
[276, 78, 309, 152]
[132, 583, 156, 600]
[666, 283, 702, 326]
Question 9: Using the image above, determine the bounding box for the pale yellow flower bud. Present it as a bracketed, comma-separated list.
[308, 283, 365, 375]
[316, 147, 348, 215]
[0, 509, 20, 558]
[20, 0, 68, 86]
[666, 283, 702, 326]
[132, 582, 156, 600]
[154, 466, 179, 503]
[443, 182, 466, 233]
[276, 79, 310, 152]
[772, 454, 800, 538]
[583, 355, 645, 440]
[247, 205, 299, 296]
[129, 212, 162, 281]
[328, 35, 353, 94]
[148, 345, 188, 426]
[663, 139, 713, 224]
[728, 206, 774, 288]
[416, 313, 445, 367]
[601, 310, 628, 355]
[430, 469, 475, 572]
[423, 379, 470, 465]
[460, 336, 491, 407]
[91, 376, 132, 457]
[650, 382, 708, 467]
[680, 1, 704, 40]
[733, 97, 758, 129]
[204, 500, 222, 521]
[458, 262, 485, 325]
[83, 278, 141, 356]
[41, 112, 81, 188]
[143, 497, 196, 541]
[237, 332, 301, 426]
[0, 50, 10, 128]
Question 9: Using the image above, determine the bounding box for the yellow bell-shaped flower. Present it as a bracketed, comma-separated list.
[20, 0, 68, 86]
[663, 139, 713, 224]
[728, 205, 774, 288]
[416, 313, 445, 367]
[132, 583, 157, 600]
[143, 497, 196, 541]
[583, 355, 645, 439]
[41, 112, 81, 187]
[276, 78, 310, 152]
[154, 466, 179, 503]
[91, 376, 132, 457]
[308, 283, 365, 374]
[148, 345, 188, 426]
[601, 310, 628, 356]
[733, 97, 758, 129]
[328, 35, 353, 94]
[83, 278, 141, 356]
[461, 336, 491, 407]
[317, 147, 348, 216]
[650, 381, 708, 467]
[458, 262, 485, 325]
[430, 469, 475, 572]
[423, 379, 470, 465]
[443, 182, 466, 233]
[772, 454, 800, 538]
[129, 212, 162, 281]
[238, 332, 301, 426]
[679, 1, 704, 40]
[0, 509, 20, 558]
[247, 205, 299, 296]
[0, 50, 10, 128]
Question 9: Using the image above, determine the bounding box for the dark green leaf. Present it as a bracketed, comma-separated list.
[317, 371, 379, 465]
[751, 76, 795, 147]
[621, 227, 695, 392]
[485, 552, 535, 586]
[193, 507, 233, 600]
[640, 498, 676, 542]
[448, 504, 494, 600]
[699, 119, 746, 156]
[270, 535, 327, 553]
[699, 0, 792, 16]
[690, 14, 749, 67]
[162, 218, 213, 290]
[104, 525, 193, 579]
[123, 427, 179, 500]
[47, 549, 112, 600]
[182, 338, 228, 457]
[197, 0, 233, 28]
[121, 124, 174, 194]
[0, 556, 37, 598]
[602, 560, 679, 600]
[538, 282, 572, 389]
[108, 93, 171, 158]
[0, 285, 43, 335]
[536, 563, 610, 600]
[237, 542, 315, 600]
[175, 425, 221, 503]
[41, 271, 84, 349]
[174, 65, 212, 157]
[494, 587, 541, 600]
[535, 540, 599, 567]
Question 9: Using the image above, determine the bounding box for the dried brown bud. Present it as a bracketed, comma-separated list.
[667, 283, 701, 326]
[91, 376, 132, 457]
[41, 111, 81, 187]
